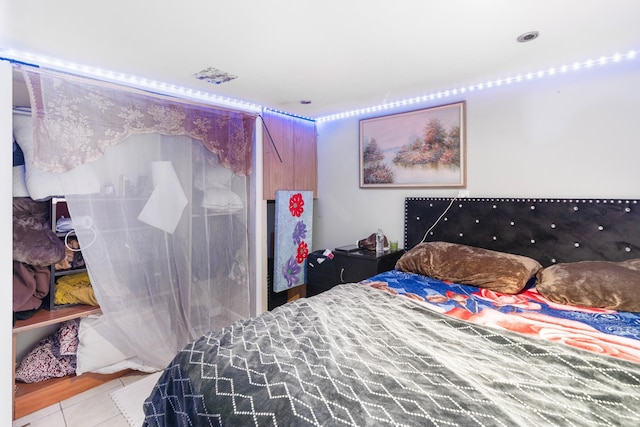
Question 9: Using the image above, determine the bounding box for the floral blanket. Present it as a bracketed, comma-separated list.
[365, 270, 640, 364]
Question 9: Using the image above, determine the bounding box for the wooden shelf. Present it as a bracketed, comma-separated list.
[13, 305, 101, 334]
[53, 267, 88, 278]
[12, 304, 109, 420]
[12, 200, 109, 420]
[14, 370, 131, 420]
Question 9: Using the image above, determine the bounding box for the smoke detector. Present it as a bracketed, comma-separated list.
[193, 67, 238, 85]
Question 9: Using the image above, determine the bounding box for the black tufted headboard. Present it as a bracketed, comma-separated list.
[404, 198, 640, 267]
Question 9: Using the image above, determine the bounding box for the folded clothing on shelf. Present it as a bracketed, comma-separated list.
[56, 216, 74, 233]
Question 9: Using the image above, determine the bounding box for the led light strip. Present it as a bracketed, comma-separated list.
[2, 48, 637, 122]
[315, 50, 638, 123]
[262, 107, 315, 122]
[0, 48, 263, 114]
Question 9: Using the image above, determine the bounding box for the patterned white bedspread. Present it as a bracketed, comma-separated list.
[143, 283, 640, 426]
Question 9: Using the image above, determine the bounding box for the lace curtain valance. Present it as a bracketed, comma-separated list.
[21, 67, 256, 176]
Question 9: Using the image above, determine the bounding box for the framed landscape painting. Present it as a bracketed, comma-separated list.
[359, 101, 466, 188]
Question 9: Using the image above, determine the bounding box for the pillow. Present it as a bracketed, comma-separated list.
[194, 154, 244, 212]
[15, 320, 78, 383]
[13, 114, 101, 200]
[76, 315, 157, 375]
[56, 318, 80, 356]
[395, 241, 542, 294]
[194, 150, 235, 191]
[536, 259, 640, 312]
[201, 187, 244, 212]
[196, 163, 235, 191]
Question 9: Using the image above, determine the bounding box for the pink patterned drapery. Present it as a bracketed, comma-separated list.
[21, 67, 256, 176]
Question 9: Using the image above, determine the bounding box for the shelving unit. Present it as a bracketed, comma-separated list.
[13, 305, 100, 334]
[46, 196, 89, 311]
[12, 305, 131, 420]
[14, 370, 129, 420]
[11, 198, 128, 420]
[10, 87, 129, 420]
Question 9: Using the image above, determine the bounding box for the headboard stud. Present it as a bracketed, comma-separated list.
[404, 198, 640, 267]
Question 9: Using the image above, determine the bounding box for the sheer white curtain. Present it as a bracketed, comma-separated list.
[66, 134, 250, 367]
[20, 66, 256, 369]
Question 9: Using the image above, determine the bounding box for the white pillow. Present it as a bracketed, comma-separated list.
[12, 114, 101, 200]
[201, 187, 244, 212]
[76, 314, 157, 375]
[194, 154, 235, 191]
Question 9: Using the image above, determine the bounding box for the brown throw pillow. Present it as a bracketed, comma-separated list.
[395, 241, 542, 294]
[536, 259, 640, 312]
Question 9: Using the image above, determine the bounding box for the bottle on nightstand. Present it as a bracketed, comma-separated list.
[375, 228, 384, 255]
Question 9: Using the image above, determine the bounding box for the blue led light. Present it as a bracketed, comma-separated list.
[2, 48, 637, 123]
[0, 48, 263, 114]
[315, 50, 638, 123]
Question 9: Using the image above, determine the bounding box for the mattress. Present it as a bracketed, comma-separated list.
[143, 273, 640, 426]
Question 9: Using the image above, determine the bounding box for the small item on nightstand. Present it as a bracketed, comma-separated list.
[334, 244, 360, 253]
[376, 229, 384, 255]
[357, 232, 389, 251]
[390, 240, 399, 252]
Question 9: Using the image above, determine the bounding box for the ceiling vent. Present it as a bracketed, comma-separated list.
[193, 67, 238, 85]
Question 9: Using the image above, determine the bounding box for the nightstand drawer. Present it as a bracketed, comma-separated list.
[334, 249, 405, 283]
[337, 256, 377, 282]
[306, 251, 341, 297]
[306, 249, 405, 295]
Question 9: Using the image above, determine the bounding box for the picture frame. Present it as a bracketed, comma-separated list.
[273, 190, 313, 293]
[359, 101, 466, 188]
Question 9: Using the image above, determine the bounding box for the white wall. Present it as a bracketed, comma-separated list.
[1, 60, 15, 425]
[313, 60, 640, 251]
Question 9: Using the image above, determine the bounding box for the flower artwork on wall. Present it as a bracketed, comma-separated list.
[273, 191, 313, 293]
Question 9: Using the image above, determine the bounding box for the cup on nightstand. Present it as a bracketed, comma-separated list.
[389, 240, 399, 252]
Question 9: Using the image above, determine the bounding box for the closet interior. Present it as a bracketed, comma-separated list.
[10, 65, 256, 420]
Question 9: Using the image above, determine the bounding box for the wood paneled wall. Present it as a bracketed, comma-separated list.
[261, 111, 317, 200]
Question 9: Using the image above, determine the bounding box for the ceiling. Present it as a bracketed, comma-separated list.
[2, 0, 640, 119]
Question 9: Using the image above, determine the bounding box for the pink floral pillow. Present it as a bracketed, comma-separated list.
[57, 319, 80, 356]
[15, 320, 79, 383]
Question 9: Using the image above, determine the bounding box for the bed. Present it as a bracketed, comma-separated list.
[143, 198, 640, 426]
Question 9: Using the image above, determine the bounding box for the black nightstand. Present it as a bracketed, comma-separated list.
[306, 249, 405, 297]
[333, 249, 405, 283]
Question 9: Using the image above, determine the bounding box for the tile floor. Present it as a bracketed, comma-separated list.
[12, 372, 151, 427]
